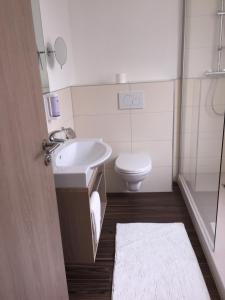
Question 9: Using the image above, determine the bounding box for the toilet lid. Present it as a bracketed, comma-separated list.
[115, 152, 152, 174]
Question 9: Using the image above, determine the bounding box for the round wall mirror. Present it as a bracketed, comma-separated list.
[54, 37, 67, 69]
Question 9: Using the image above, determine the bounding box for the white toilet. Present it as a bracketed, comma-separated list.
[115, 152, 152, 191]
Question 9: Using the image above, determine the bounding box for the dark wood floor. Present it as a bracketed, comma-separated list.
[67, 185, 220, 300]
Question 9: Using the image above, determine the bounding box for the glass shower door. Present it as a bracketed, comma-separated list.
[180, 0, 225, 246]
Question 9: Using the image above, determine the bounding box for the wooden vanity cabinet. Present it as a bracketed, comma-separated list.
[56, 165, 107, 264]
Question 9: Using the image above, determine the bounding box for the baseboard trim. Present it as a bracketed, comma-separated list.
[178, 174, 225, 300]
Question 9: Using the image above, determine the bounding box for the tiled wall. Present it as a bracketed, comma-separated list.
[71, 81, 180, 192]
[180, 0, 225, 193]
[180, 78, 225, 192]
[183, 0, 219, 78]
[43, 87, 74, 133]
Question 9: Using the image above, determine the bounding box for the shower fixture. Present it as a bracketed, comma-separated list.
[204, 0, 225, 116]
[205, 0, 225, 77]
[205, 79, 224, 116]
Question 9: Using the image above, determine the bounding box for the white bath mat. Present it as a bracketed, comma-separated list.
[112, 223, 210, 300]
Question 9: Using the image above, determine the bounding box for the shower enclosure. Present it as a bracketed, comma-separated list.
[179, 0, 225, 247]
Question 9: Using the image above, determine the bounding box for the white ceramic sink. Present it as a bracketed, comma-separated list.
[52, 138, 112, 188]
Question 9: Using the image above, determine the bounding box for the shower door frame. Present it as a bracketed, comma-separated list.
[178, 0, 225, 297]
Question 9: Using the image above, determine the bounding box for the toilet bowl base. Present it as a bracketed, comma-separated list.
[126, 181, 142, 192]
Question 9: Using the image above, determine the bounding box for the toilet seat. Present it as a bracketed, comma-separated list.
[115, 152, 152, 174]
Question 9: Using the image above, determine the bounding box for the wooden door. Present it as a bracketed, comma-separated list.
[0, 0, 69, 299]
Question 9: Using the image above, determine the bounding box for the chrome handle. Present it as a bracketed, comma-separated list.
[42, 139, 60, 154]
[42, 139, 60, 166]
[44, 154, 52, 166]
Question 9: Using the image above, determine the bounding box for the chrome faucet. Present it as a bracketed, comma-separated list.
[64, 127, 76, 139]
[49, 129, 65, 143]
[42, 128, 76, 166]
[49, 127, 76, 143]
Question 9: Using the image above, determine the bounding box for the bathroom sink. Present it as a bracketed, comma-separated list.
[52, 138, 112, 188]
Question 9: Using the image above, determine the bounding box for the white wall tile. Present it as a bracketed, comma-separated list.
[58, 88, 74, 120]
[199, 131, 224, 140]
[182, 79, 201, 107]
[131, 112, 173, 141]
[129, 81, 174, 113]
[185, 16, 217, 49]
[198, 138, 223, 158]
[201, 78, 225, 106]
[197, 157, 221, 173]
[75, 114, 131, 142]
[180, 159, 198, 192]
[186, 0, 218, 17]
[180, 132, 198, 159]
[183, 0, 221, 79]
[72, 81, 175, 116]
[104, 141, 131, 169]
[72, 84, 129, 115]
[181, 106, 199, 134]
[72, 81, 175, 192]
[183, 47, 215, 78]
[132, 141, 172, 167]
[198, 106, 224, 135]
[140, 167, 172, 192]
[47, 117, 74, 134]
[195, 173, 220, 192]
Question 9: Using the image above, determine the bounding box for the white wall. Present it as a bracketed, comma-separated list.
[67, 0, 183, 187]
[72, 80, 179, 192]
[31, 0, 49, 92]
[37, 0, 183, 192]
[69, 0, 183, 85]
[39, 0, 74, 91]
